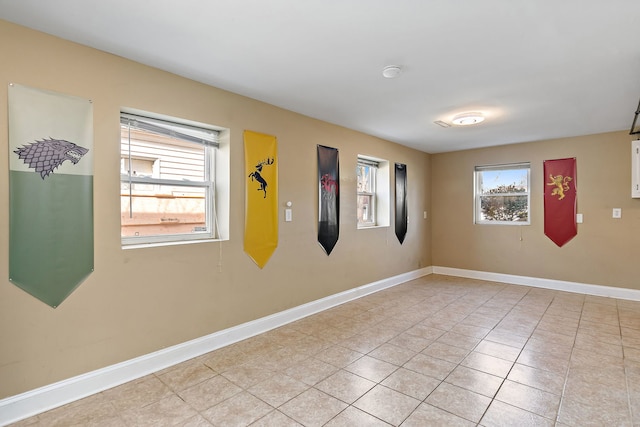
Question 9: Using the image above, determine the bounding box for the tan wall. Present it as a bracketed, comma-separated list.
[0, 20, 432, 398]
[432, 131, 639, 289]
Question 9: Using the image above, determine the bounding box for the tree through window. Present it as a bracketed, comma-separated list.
[475, 163, 530, 224]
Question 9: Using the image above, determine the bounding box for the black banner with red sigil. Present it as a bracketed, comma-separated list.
[317, 145, 339, 255]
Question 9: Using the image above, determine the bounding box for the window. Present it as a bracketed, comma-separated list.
[120, 111, 225, 246]
[474, 163, 530, 225]
[357, 158, 377, 226]
[357, 156, 390, 228]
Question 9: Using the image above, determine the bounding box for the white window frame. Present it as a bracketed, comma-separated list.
[357, 155, 390, 229]
[120, 110, 227, 247]
[357, 158, 377, 227]
[474, 162, 531, 225]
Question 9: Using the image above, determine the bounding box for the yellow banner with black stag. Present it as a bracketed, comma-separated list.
[244, 130, 278, 268]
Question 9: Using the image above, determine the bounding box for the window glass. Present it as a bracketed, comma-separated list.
[357, 159, 378, 227]
[475, 163, 530, 224]
[120, 113, 218, 245]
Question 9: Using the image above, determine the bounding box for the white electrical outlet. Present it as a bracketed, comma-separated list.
[612, 208, 622, 219]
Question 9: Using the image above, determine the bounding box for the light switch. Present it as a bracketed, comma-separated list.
[285, 208, 292, 222]
[613, 208, 622, 219]
[576, 213, 583, 223]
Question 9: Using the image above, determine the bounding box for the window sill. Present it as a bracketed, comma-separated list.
[474, 222, 530, 226]
[357, 224, 390, 230]
[122, 238, 224, 250]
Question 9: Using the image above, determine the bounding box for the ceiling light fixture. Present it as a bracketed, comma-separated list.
[382, 65, 402, 79]
[452, 112, 485, 126]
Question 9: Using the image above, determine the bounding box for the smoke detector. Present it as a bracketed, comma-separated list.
[382, 65, 402, 79]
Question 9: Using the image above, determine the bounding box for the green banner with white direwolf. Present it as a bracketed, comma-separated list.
[8, 84, 94, 308]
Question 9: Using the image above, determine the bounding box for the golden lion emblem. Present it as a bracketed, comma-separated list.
[547, 174, 572, 200]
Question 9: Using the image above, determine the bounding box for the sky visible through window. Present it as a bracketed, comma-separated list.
[481, 168, 527, 192]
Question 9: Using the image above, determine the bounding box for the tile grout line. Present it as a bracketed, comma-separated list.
[619, 299, 635, 427]
[24, 279, 640, 427]
[554, 296, 589, 427]
[474, 285, 555, 426]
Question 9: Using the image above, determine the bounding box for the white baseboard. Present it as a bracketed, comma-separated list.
[433, 266, 640, 301]
[6, 264, 635, 425]
[0, 267, 432, 426]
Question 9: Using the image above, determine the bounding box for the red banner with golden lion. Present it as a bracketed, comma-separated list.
[544, 158, 577, 247]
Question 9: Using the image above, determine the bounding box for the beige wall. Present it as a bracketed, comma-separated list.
[0, 20, 432, 398]
[432, 131, 639, 289]
[3, 17, 638, 401]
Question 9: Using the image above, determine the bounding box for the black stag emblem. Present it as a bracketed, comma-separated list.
[248, 158, 274, 198]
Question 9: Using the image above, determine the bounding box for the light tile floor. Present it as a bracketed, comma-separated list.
[11, 275, 640, 426]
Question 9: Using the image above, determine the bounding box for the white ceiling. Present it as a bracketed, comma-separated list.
[1, 0, 639, 153]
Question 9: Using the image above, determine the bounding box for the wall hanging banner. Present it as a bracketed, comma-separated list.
[544, 157, 577, 247]
[395, 163, 408, 244]
[8, 83, 94, 307]
[317, 145, 340, 255]
[244, 130, 278, 268]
